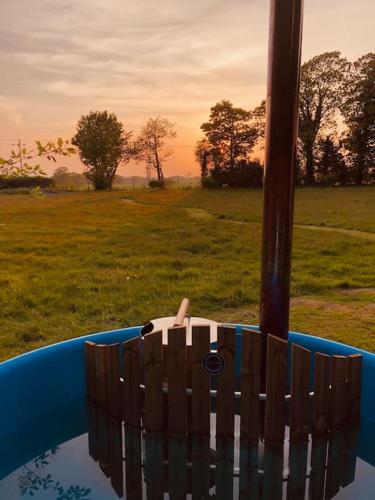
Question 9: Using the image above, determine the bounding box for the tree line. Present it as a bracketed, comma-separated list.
[196, 51, 374, 187]
[0, 115, 176, 191]
[1, 51, 373, 191]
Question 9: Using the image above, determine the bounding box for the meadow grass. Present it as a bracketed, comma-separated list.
[0, 186, 374, 360]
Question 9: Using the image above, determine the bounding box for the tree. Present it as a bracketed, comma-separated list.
[211, 160, 263, 188]
[0, 138, 75, 178]
[72, 111, 132, 190]
[299, 52, 350, 184]
[200, 100, 257, 170]
[252, 99, 266, 150]
[194, 138, 211, 179]
[341, 53, 375, 184]
[52, 166, 88, 189]
[316, 135, 347, 185]
[134, 117, 176, 187]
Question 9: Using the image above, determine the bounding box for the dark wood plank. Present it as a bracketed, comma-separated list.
[109, 420, 124, 497]
[191, 435, 210, 500]
[262, 442, 283, 500]
[286, 441, 308, 500]
[124, 427, 142, 500]
[216, 326, 236, 438]
[309, 436, 328, 500]
[325, 432, 346, 499]
[290, 344, 311, 442]
[347, 354, 362, 424]
[123, 337, 141, 427]
[97, 409, 110, 478]
[240, 328, 261, 441]
[216, 438, 234, 500]
[168, 436, 188, 500]
[107, 343, 121, 421]
[191, 325, 210, 436]
[331, 355, 349, 432]
[264, 335, 288, 443]
[239, 440, 259, 500]
[95, 344, 109, 411]
[313, 352, 331, 437]
[168, 326, 187, 435]
[144, 431, 164, 500]
[85, 341, 96, 402]
[87, 404, 99, 462]
[186, 344, 193, 436]
[143, 331, 163, 432]
[340, 427, 359, 487]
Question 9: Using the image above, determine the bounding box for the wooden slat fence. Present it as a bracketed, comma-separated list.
[85, 324, 363, 498]
[85, 325, 362, 439]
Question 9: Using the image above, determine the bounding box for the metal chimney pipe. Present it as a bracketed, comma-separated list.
[260, 1, 304, 348]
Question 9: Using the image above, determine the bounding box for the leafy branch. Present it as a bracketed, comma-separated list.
[0, 138, 76, 178]
[17, 448, 91, 500]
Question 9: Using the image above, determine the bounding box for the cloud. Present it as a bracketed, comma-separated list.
[0, 0, 373, 174]
[0, 96, 25, 125]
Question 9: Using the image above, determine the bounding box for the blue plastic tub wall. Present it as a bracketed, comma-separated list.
[0, 325, 374, 440]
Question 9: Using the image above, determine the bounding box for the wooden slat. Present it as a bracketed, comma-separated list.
[347, 354, 362, 424]
[97, 409, 110, 477]
[144, 432, 164, 500]
[85, 341, 96, 402]
[186, 344, 193, 436]
[88, 405, 99, 462]
[340, 427, 359, 487]
[216, 326, 236, 438]
[286, 441, 308, 500]
[107, 343, 121, 421]
[95, 344, 109, 411]
[325, 432, 346, 499]
[123, 338, 141, 427]
[168, 326, 187, 435]
[192, 435, 210, 500]
[264, 335, 288, 443]
[109, 421, 124, 498]
[144, 331, 163, 432]
[309, 436, 328, 500]
[239, 441, 259, 500]
[191, 325, 210, 436]
[290, 344, 311, 442]
[124, 427, 142, 500]
[240, 328, 261, 441]
[313, 352, 331, 437]
[216, 438, 234, 500]
[162, 344, 168, 380]
[262, 442, 283, 500]
[168, 436, 188, 499]
[331, 356, 349, 432]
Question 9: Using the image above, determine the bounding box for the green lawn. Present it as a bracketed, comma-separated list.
[0, 186, 374, 361]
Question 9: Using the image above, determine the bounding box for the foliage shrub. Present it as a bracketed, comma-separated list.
[0, 176, 54, 189]
[319, 174, 339, 187]
[201, 176, 220, 188]
[206, 160, 263, 188]
[148, 179, 165, 189]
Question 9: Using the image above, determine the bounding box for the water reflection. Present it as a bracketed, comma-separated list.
[0, 400, 373, 499]
[16, 448, 92, 499]
[86, 404, 364, 499]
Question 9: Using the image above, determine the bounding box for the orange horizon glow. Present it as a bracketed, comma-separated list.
[0, 0, 373, 176]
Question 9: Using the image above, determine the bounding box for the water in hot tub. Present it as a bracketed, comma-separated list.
[0, 398, 374, 499]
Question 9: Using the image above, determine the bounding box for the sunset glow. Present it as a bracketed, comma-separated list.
[0, 0, 373, 176]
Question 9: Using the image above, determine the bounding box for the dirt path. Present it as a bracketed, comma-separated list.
[122, 196, 375, 240]
[294, 223, 375, 241]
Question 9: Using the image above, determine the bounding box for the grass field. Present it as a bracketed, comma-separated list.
[0, 186, 374, 361]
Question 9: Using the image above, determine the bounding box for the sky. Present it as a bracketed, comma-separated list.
[0, 0, 374, 177]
